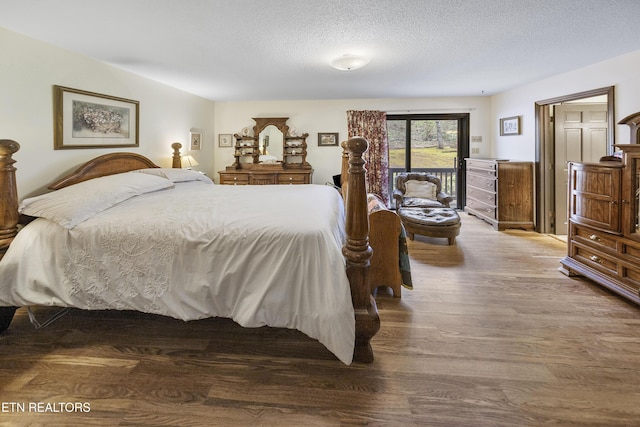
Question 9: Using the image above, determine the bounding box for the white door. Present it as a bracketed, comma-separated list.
[554, 103, 608, 234]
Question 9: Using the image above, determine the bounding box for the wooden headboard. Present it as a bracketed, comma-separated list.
[49, 143, 184, 190]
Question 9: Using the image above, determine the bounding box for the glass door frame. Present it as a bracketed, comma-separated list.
[386, 113, 470, 209]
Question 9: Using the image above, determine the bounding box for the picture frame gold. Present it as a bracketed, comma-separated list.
[54, 85, 139, 149]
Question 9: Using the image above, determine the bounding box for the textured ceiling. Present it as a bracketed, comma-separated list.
[1, 0, 639, 101]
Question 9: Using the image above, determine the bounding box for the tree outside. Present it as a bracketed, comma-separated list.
[388, 120, 458, 169]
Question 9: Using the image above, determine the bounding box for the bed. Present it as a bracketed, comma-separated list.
[0, 138, 379, 365]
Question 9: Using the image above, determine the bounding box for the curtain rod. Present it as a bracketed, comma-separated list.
[385, 107, 476, 113]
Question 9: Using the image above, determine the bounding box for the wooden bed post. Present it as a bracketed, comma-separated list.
[171, 142, 183, 169]
[340, 140, 349, 200]
[343, 137, 380, 363]
[0, 140, 20, 258]
[0, 140, 19, 334]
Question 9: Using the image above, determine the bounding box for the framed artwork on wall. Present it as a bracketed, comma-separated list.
[54, 85, 139, 149]
[318, 132, 339, 146]
[189, 131, 202, 150]
[218, 134, 233, 147]
[500, 116, 521, 136]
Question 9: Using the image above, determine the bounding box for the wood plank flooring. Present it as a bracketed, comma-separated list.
[1, 212, 639, 426]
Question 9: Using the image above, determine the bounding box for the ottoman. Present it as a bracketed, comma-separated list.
[398, 207, 461, 245]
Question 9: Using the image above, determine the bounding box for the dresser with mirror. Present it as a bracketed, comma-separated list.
[218, 117, 313, 185]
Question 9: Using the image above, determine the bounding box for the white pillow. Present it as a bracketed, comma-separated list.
[404, 180, 437, 199]
[133, 168, 214, 184]
[19, 172, 174, 229]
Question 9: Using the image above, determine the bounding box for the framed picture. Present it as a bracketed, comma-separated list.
[54, 85, 139, 149]
[500, 116, 521, 136]
[190, 131, 202, 151]
[318, 132, 339, 146]
[218, 133, 233, 147]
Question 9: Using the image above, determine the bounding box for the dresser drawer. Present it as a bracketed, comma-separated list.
[467, 186, 496, 205]
[620, 263, 640, 292]
[278, 173, 308, 184]
[466, 198, 497, 219]
[572, 242, 618, 277]
[572, 223, 618, 252]
[249, 174, 277, 185]
[466, 159, 497, 171]
[220, 174, 249, 185]
[467, 173, 497, 192]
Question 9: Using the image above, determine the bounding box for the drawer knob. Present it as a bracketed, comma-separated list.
[590, 255, 603, 264]
[589, 234, 601, 242]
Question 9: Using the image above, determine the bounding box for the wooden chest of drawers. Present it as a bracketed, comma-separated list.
[560, 160, 640, 305]
[465, 158, 534, 231]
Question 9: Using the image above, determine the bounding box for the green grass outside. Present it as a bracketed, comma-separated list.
[389, 146, 457, 168]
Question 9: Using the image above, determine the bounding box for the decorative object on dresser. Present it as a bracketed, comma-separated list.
[219, 117, 313, 185]
[465, 158, 534, 231]
[559, 111, 640, 306]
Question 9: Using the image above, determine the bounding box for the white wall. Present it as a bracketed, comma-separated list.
[0, 28, 216, 199]
[214, 96, 492, 185]
[491, 49, 640, 161]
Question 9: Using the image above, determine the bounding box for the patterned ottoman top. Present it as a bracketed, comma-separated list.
[398, 207, 461, 226]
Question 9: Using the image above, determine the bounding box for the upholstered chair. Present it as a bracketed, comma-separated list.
[393, 172, 454, 210]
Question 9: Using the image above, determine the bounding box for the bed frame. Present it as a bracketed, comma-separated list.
[0, 138, 380, 363]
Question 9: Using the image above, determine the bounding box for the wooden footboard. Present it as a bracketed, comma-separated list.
[0, 138, 380, 363]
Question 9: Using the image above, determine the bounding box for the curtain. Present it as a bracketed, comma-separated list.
[346, 110, 389, 205]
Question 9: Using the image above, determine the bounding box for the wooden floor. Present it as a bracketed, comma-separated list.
[1, 213, 639, 426]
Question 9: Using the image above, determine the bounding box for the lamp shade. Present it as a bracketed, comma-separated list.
[330, 54, 369, 71]
[181, 155, 199, 169]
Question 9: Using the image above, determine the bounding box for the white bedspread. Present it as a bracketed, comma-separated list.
[0, 182, 355, 364]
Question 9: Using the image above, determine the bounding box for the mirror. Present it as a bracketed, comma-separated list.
[259, 125, 283, 162]
[231, 117, 309, 170]
[251, 117, 289, 163]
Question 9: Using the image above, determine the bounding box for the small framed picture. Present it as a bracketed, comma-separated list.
[190, 132, 202, 150]
[318, 132, 339, 146]
[500, 116, 521, 136]
[218, 133, 233, 147]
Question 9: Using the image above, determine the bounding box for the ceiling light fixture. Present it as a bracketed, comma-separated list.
[330, 54, 370, 71]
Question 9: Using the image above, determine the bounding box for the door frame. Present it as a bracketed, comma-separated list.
[386, 113, 470, 209]
[534, 86, 615, 233]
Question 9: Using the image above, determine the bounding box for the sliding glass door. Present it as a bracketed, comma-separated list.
[387, 113, 469, 209]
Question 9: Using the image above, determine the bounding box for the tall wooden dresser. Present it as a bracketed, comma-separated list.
[559, 111, 640, 306]
[465, 158, 534, 231]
